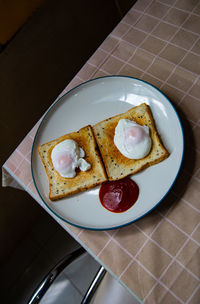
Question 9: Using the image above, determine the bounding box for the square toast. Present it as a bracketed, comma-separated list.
[38, 125, 107, 201]
[93, 103, 169, 180]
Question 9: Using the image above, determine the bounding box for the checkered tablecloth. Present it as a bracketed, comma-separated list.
[3, 1, 200, 303]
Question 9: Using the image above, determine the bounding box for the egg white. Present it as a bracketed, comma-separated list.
[114, 119, 152, 159]
[51, 139, 91, 178]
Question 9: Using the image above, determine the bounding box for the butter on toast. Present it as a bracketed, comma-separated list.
[38, 125, 107, 201]
[93, 103, 169, 180]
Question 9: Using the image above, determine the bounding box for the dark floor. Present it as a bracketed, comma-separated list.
[0, 0, 136, 303]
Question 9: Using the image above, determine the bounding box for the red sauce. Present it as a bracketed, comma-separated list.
[99, 178, 139, 213]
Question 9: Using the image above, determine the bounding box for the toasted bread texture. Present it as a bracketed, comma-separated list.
[93, 103, 169, 180]
[38, 125, 107, 201]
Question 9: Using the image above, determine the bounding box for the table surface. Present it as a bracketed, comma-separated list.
[3, 0, 200, 303]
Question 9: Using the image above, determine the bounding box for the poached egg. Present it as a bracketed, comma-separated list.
[51, 139, 91, 178]
[114, 119, 152, 159]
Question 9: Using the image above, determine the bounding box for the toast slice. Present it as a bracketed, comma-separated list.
[93, 103, 169, 180]
[38, 125, 107, 201]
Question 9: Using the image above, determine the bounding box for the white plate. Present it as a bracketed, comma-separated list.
[31, 76, 184, 230]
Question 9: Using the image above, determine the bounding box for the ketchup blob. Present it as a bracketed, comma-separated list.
[99, 178, 139, 213]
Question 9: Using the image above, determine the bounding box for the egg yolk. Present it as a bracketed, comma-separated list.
[124, 126, 145, 147]
[55, 152, 74, 170]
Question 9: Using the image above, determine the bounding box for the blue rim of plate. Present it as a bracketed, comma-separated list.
[31, 75, 184, 231]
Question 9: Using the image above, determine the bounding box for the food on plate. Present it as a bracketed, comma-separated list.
[38, 103, 169, 202]
[38, 125, 107, 201]
[99, 178, 139, 213]
[93, 103, 169, 181]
